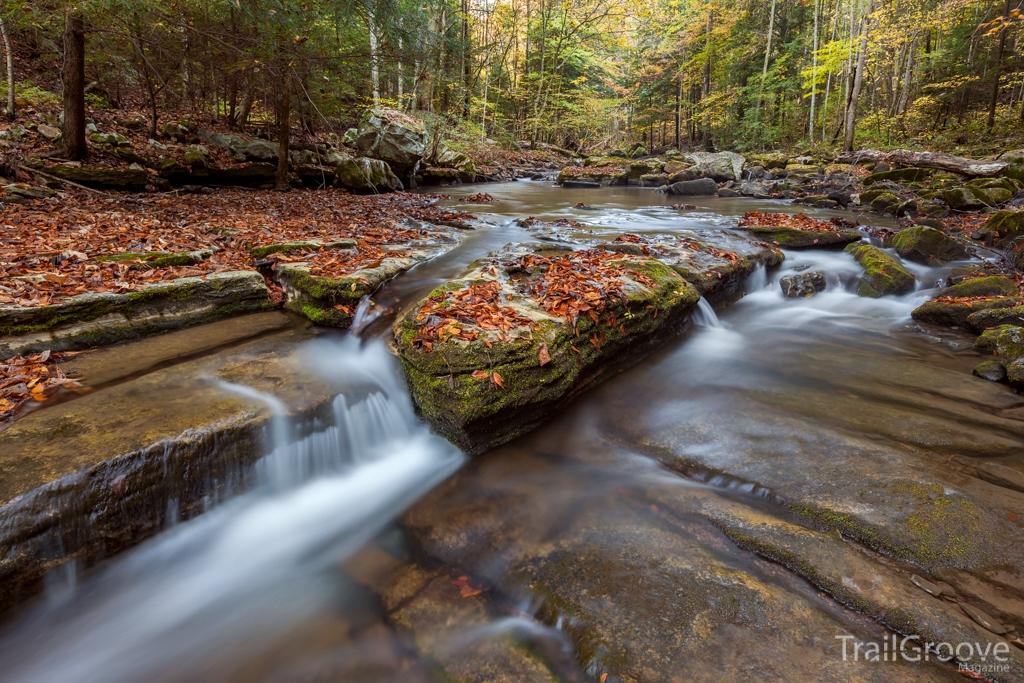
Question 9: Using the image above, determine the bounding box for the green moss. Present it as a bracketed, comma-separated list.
[913, 297, 1023, 328]
[940, 275, 1018, 298]
[844, 243, 915, 297]
[249, 241, 321, 259]
[740, 225, 861, 249]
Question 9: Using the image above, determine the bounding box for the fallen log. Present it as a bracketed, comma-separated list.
[834, 149, 1008, 177]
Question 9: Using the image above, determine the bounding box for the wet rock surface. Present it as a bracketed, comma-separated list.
[780, 270, 827, 297]
[844, 244, 916, 297]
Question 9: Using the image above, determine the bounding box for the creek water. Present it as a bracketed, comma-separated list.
[1, 182, 1021, 682]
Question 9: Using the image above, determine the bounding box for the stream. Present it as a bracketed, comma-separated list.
[1, 181, 1022, 682]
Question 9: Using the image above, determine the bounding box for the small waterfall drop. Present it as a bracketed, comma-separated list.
[0, 336, 464, 683]
[692, 297, 723, 328]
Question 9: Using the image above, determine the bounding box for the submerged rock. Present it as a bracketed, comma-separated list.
[976, 461, 1024, 493]
[779, 270, 826, 298]
[393, 246, 700, 455]
[844, 243, 915, 297]
[887, 226, 969, 265]
[973, 359, 1007, 382]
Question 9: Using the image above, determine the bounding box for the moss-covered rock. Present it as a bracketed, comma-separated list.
[987, 210, 1024, 248]
[43, 166, 148, 190]
[739, 225, 862, 249]
[332, 154, 402, 193]
[864, 167, 933, 184]
[886, 226, 969, 265]
[0, 271, 273, 357]
[912, 296, 1023, 328]
[938, 275, 1018, 298]
[973, 359, 1006, 382]
[868, 191, 900, 213]
[95, 249, 212, 269]
[844, 244, 915, 297]
[941, 187, 984, 211]
[966, 304, 1024, 332]
[394, 246, 700, 455]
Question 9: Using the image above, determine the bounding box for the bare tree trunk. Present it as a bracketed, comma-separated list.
[896, 39, 915, 115]
[0, 17, 14, 119]
[368, 9, 381, 107]
[809, 0, 819, 140]
[235, 76, 254, 130]
[461, 0, 470, 117]
[986, 0, 1010, 130]
[62, 11, 87, 160]
[276, 83, 291, 191]
[756, 0, 776, 113]
[701, 9, 712, 150]
[843, 0, 871, 152]
[674, 80, 680, 150]
[835, 148, 1008, 176]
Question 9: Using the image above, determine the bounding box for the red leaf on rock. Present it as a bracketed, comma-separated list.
[538, 344, 551, 366]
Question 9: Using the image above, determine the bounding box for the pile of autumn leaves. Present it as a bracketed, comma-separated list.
[738, 211, 858, 233]
[0, 188, 472, 422]
[411, 248, 656, 366]
[0, 189, 471, 308]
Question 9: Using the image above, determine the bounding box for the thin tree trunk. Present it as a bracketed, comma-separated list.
[276, 83, 291, 191]
[461, 0, 470, 117]
[62, 11, 87, 160]
[702, 8, 712, 150]
[810, 0, 819, 140]
[757, 0, 776, 113]
[0, 17, 14, 119]
[896, 39, 915, 115]
[235, 75, 254, 130]
[843, 0, 871, 152]
[674, 80, 680, 150]
[368, 9, 381, 107]
[986, 0, 1010, 130]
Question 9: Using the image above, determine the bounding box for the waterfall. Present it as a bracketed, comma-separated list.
[0, 336, 464, 683]
[745, 264, 768, 292]
[691, 297, 723, 328]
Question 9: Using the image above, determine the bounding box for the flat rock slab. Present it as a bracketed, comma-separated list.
[606, 230, 784, 303]
[61, 310, 298, 386]
[271, 229, 464, 327]
[741, 225, 863, 248]
[0, 329, 331, 611]
[0, 270, 274, 357]
[393, 244, 700, 455]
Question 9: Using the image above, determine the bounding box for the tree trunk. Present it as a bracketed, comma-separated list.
[276, 84, 291, 191]
[757, 0, 776, 113]
[702, 8, 712, 150]
[235, 76, 254, 130]
[986, 0, 1010, 130]
[461, 0, 470, 118]
[368, 8, 381, 107]
[809, 0, 819, 140]
[834, 149, 1008, 177]
[843, 0, 871, 152]
[674, 81, 680, 150]
[62, 12, 87, 160]
[0, 17, 14, 119]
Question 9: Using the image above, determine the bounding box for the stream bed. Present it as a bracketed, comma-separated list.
[1, 182, 1023, 682]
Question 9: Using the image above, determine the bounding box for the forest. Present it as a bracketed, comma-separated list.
[2, 0, 1023, 158]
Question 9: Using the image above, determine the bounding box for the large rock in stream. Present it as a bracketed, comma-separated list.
[393, 245, 701, 455]
[844, 243, 916, 297]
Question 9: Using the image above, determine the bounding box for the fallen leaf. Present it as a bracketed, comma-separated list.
[538, 344, 551, 366]
[491, 371, 505, 388]
[471, 370, 490, 379]
[452, 575, 484, 597]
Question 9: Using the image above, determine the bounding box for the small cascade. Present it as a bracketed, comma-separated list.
[691, 297, 723, 328]
[0, 336, 464, 683]
[745, 265, 768, 292]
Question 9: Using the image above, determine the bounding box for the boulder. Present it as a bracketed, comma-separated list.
[886, 226, 969, 265]
[37, 124, 62, 142]
[844, 243, 915, 297]
[779, 271, 826, 298]
[938, 275, 1017, 299]
[332, 154, 402, 193]
[393, 246, 700, 455]
[966, 304, 1024, 332]
[354, 107, 429, 180]
[868, 191, 900, 213]
[941, 187, 984, 211]
[973, 359, 1006, 382]
[912, 297, 1023, 328]
[683, 151, 745, 181]
[666, 178, 717, 195]
[988, 210, 1024, 248]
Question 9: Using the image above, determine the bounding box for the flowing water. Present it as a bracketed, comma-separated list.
[1, 182, 1021, 682]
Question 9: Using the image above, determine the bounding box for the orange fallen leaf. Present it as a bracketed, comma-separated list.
[491, 371, 505, 389]
[538, 344, 551, 366]
[471, 370, 490, 380]
[452, 575, 484, 598]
